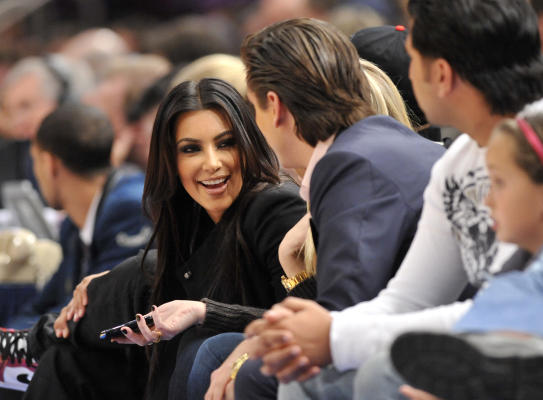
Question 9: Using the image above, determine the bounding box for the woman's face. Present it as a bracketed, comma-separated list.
[175, 109, 243, 223]
[485, 132, 543, 253]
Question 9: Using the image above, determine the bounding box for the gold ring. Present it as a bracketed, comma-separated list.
[152, 330, 162, 344]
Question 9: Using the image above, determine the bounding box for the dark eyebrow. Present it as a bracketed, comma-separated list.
[214, 131, 234, 140]
[176, 130, 234, 145]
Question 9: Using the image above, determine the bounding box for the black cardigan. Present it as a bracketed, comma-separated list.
[72, 181, 306, 347]
[175, 181, 306, 309]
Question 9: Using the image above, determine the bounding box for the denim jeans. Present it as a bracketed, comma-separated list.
[278, 365, 356, 400]
[353, 351, 408, 400]
[186, 332, 244, 399]
[278, 351, 408, 400]
[235, 358, 278, 400]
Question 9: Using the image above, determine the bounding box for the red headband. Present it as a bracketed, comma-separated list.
[517, 117, 543, 165]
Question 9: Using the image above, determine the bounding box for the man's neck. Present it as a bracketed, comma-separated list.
[463, 114, 507, 147]
[64, 174, 108, 230]
[449, 82, 512, 147]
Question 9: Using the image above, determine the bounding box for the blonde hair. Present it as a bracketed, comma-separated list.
[360, 59, 413, 129]
[302, 59, 413, 274]
[170, 54, 247, 96]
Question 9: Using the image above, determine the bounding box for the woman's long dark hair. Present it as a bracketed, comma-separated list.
[142, 77, 280, 308]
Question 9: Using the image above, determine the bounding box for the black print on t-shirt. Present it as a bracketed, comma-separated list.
[443, 167, 498, 286]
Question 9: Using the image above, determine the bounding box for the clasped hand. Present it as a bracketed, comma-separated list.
[244, 297, 332, 383]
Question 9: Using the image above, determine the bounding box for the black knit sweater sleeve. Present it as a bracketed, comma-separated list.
[201, 298, 265, 332]
[200, 278, 317, 333]
[288, 276, 317, 299]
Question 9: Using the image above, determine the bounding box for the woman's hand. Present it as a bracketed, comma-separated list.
[112, 300, 206, 346]
[54, 270, 110, 338]
[278, 213, 311, 277]
[205, 337, 259, 400]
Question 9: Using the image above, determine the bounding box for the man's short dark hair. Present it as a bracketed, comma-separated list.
[36, 102, 113, 175]
[408, 0, 543, 115]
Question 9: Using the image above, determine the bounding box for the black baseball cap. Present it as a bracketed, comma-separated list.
[351, 25, 427, 128]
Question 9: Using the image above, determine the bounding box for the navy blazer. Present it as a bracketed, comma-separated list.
[310, 115, 445, 311]
[31, 169, 152, 315]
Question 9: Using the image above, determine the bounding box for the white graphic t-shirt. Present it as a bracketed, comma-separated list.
[330, 134, 517, 371]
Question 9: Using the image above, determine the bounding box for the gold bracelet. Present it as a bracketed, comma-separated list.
[281, 271, 312, 292]
[230, 352, 249, 380]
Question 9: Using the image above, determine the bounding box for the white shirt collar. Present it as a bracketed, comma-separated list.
[79, 189, 103, 246]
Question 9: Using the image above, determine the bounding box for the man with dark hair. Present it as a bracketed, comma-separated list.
[5, 102, 151, 323]
[0, 103, 151, 392]
[243, 1, 543, 399]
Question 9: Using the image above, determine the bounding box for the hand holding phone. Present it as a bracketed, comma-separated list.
[99, 315, 154, 340]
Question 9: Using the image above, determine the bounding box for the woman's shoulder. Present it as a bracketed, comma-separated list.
[108, 248, 157, 277]
[241, 181, 305, 225]
[247, 180, 302, 208]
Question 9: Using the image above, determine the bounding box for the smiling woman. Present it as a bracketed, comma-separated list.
[20, 78, 306, 400]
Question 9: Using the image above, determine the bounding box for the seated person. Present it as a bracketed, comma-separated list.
[6, 102, 151, 330]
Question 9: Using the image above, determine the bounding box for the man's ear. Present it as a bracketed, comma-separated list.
[44, 151, 61, 179]
[434, 58, 456, 98]
[266, 91, 286, 128]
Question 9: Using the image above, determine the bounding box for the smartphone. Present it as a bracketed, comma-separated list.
[99, 315, 154, 340]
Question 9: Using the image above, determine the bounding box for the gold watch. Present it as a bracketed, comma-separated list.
[281, 271, 312, 292]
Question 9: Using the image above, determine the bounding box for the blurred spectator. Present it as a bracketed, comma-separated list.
[349, 0, 406, 24]
[83, 53, 171, 168]
[170, 54, 247, 95]
[140, 14, 241, 65]
[58, 27, 130, 79]
[242, 0, 339, 34]
[0, 55, 94, 205]
[0, 57, 63, 206]
[329, 4, 385, 36]
[123, 68, 181, 170]
[7, 102, 151, 329]
[0, 57, 61, 141]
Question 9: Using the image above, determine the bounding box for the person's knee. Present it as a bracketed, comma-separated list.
[278, 381, 308, 400]
[354, 351, 406, 400]
[199, 332, 245, 365]
[235, 358, 278, 400]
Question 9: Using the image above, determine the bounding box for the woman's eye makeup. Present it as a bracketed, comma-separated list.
[177, 133, 235, 154]
[217, 137, 236, 148]
[178, 144, 200, 154]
